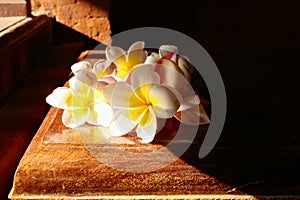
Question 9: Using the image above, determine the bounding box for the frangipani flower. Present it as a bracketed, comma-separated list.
[103, 64, 180, 143]
[103, 63, 209, 143]
[46, 70, 114, 128]
[106, 41, 147, 79]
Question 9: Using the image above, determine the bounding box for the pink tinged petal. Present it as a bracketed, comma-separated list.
[62, 108, 90, 128]
[174, 104, 210, 125]
[178, 94, 200, 111]
[145, 52, 159, 64]
[148, 84, 180, 118]
[71, 61, 92, 75]
[159, 45, 178, 58]
[129, 64, 160, 90]
[98, 76, 117, 84]
[154, 61, 187, 90]
[162, 52, 177, 63]
[109, 111, 136, 136]
[46, 87, 75, 110]
[136, 107, 157, 143]
[88, 102, 114, 127]
[106, 45, 126, 61]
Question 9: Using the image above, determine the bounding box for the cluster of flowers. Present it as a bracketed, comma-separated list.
[46, 42, 210, 143]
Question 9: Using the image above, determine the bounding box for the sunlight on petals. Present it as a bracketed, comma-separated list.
[71, 61, 92, 75]
[104, 82, 133, 108]
[46, 70, 113, 128]
[46, 42, 211, 143]
[46, 87, 74, 110]
[106, 41, 147, 79]
[92, 60, 116, 80]
[92, 102, 114, 127]
[62, 109, 90, 128]
[110, 111, 137, 136]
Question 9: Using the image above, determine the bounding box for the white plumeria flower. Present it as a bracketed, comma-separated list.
[103, 63, 210, 143]
[46, 70, 114, 128]
[105, 41, 147, 79]
[103, 64, 180, 143]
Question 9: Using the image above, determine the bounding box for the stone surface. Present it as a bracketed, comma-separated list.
[30, 0, 111, 43]
[8, 107, 244, 199]
[0, 0, 27, 17]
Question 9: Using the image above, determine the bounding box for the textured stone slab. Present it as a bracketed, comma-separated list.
[8, 104, 244, 199]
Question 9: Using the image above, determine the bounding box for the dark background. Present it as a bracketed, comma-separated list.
[109, 0, 300, 195]
[109, 0, 300, 147]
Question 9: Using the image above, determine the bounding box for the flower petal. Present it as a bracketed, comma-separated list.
[88, 102, 114, 127]
[148, 84, 180, 118]
[109, 111, 136, 136]
[92, 60, 116, 79]
[62, 108, 90, 128]
[71, 61, 92, 75]
[178, 94, 200, 111]
[106, 45, 126, 61]
[136, 107, 157, 143]
[145, 52, 159, 64]
[46, 87, 75, 110]
[129, 64, 160, 90]
[154, 62, 186, 91]
[99, 76, 118, 84]
[178, 56, 194, 74]
[159, 45, 178, 58]
[69, 70, 97, 94]
[127, 41, 147, 67]
[174, 104, 210, 125]
[103, 82, 133, 109]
